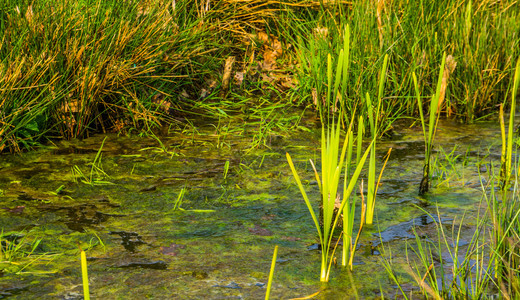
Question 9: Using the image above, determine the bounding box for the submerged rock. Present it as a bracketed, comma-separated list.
[115, 260, 168, 270]
[213, 282, 242, 289]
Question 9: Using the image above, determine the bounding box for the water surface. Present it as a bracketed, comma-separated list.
[0, 114, 503, 299]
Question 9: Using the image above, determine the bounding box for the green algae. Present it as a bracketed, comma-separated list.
[0, 113, 505, 298]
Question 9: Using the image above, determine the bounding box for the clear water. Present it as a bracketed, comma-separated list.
[0, 113, 504, 299]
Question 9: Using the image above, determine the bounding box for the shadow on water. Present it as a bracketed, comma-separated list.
[0, 114, 503, 298]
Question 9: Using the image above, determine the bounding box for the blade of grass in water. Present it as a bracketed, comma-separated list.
[365, 54, 389, 225]
[265, 245, 278, 300]
[80, 248, 90, 300]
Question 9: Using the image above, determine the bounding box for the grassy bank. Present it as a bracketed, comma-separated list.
[282, 0, 519, 133]
[1, 0, 519, 152]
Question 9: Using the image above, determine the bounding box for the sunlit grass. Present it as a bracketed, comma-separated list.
[499, 57, 520, 189]
[365, 54, 392, 225]
[265, 245, 278, 300]
[286, 26, 373, 281]
[415, 53, 446, 195]
[286, 119, 371, 281]
[80, 246, 90, 300]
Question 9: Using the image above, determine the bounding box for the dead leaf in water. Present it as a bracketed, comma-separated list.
[1, 206, 25, 214]
[261, 214, 276, 220]
[159, 243, 186, 256]
[248, 224, 273, 236]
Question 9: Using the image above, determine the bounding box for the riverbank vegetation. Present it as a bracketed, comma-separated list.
[0, 0, 519, 153]
[2, 0, 520, 298]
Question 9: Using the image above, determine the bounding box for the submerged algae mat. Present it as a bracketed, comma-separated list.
[0, 116, 504, 299]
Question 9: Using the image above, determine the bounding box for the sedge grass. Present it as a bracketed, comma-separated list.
[0, 0, 238, 151]
[2, 1, 519, 153]
[492, 58, 520, 295]
[279, 0, 519, 124]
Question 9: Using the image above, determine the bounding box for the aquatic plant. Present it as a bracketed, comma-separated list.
[0, 230, 39, 265]
[71, 137, 112, 185]
[223, 160, 230, 180]
[410, 211, 490, 298]
[499, 57, 520, 189]
[0, 229, 57, 275]
[286, 26, 373, 280]
[286, 119, 370, 281]
[414, 53, 447, 195]
[491, 58, 520, 296]
[140, 133, 181, 158]
[341, 126, 356, 267]
[265, 245, 278, 300]
[172, 188, 215, 213]
[492, 187, 520, 296]
[381, 206, 492, 299]
[483, 167, 518, 297]
[382, 136, 520, 298]
[173, 187, 187, 211]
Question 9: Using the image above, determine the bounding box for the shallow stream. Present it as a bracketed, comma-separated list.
[0, 112, 504, 299]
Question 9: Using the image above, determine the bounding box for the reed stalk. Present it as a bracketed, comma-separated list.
[416, 52, 447, 195]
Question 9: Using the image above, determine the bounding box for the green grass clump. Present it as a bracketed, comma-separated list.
[279, 0, 519, 126]
[0, 0, 227, 152]
[1, 1, 520, 153]
[286, 117, 370, 281]
[0, 229, 56, 275]
[286, 26, 372, 281]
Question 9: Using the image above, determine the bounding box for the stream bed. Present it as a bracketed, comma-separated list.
[0, 113, 504, 299]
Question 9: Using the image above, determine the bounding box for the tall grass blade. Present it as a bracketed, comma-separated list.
[501, 57, 520, 188]
[365, 54, 389, 225]
[286, 153, 322, 242]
